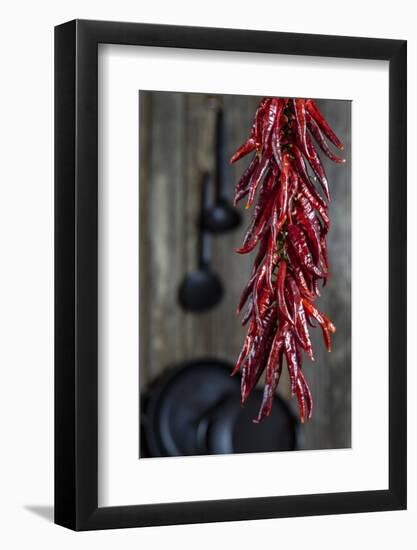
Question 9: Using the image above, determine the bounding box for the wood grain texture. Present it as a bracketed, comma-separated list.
[139, 91, 351, 450]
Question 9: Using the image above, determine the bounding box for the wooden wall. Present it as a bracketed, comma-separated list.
[139, 91, 351, 450]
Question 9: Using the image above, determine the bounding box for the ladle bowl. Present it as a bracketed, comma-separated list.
[202, 199, 241, 233]
[178, 268, 223, 313]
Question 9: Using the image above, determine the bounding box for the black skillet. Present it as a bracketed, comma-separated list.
[140, 359, 301, 458]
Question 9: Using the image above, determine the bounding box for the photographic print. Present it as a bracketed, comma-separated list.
[139, 91, 351, 458]
[55, 20, 406, 530]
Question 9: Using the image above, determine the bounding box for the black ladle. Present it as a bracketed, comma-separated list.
[202, 104, 242, 233]
[178, 173, 223, 312]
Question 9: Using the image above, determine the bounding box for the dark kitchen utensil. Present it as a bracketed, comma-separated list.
[203, 103, 241, 233]
[140, 359, 300, 458]
[178, 172, 223, 312]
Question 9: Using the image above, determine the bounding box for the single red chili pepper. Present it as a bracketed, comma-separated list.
[236, 269, 258, 315]
[278, 152, 291, 220]
[283, 279, 296, 326]
[265, 232, 276, 292]
[298, 370, 313, 420]
[283, 329, 299, 395]
[237, 164, 276, 250]
[262, 98, 279, 153]
[233, 315, 261, 378]
[302, 298, 335, 352]
[290, 247, 316, 296]
[249, 228, 270, 275]
[270, 192, 287, 247]
[298, 192, 318, 224]
[292, 98, 311, 159]
[238, 281, 275, 380]
[276, 260, 293, 325]
[312, 276, 321, 297]
[306, 111, 346, 164]
[298, 180, 330, 233]
[258, 270, 276, 316]
[231, 321, 254, 376]
[264, 326, 286, 387]
[241, 332, 274, 403]
[295, 204, 322, 264]
[295, 306, 314, 361]
[304, 132, 330, 201]
[322, 311, 336, 333]
[253, 262, 270, 330]
[241, 308, 277, 402]
[254, 329, 286, 422]
[251, 98, 269, 150]
[285, 274, 314, 360]
[303, 299, 335, 334]
[236, 169, 277, 254]
[264, 163, 281, 243]
[305, 99, 344, 151]
[292, 144, 327, 209]
[230, 137, 256, 164]
[290, 112, 332, 201]
[233, 156, 259, 205]
[271, 98, 286, 167]
[290, 258, 316, 301]
[295, 376, 306, 423]
[295, 332, 304, 372]
[236, 200, 273, 254]
[286, 284, 301, 326]
[246, 155, 271, 209]
[288, 224, 326, 278]
[241, 297, 254, 326]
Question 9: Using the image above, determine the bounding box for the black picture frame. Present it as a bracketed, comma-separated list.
[55, 19, 407, 531]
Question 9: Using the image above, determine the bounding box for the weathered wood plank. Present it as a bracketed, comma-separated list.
[140, 91, 187, 381]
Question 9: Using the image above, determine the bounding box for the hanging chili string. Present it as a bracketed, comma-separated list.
[231, 97, 345, 423]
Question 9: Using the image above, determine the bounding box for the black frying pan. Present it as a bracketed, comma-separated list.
[140, 358, 301, 458]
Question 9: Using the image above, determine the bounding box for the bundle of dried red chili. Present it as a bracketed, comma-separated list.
[231, 97, 344, 423]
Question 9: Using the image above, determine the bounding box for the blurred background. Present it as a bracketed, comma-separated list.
[139, 91, 351, 458]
